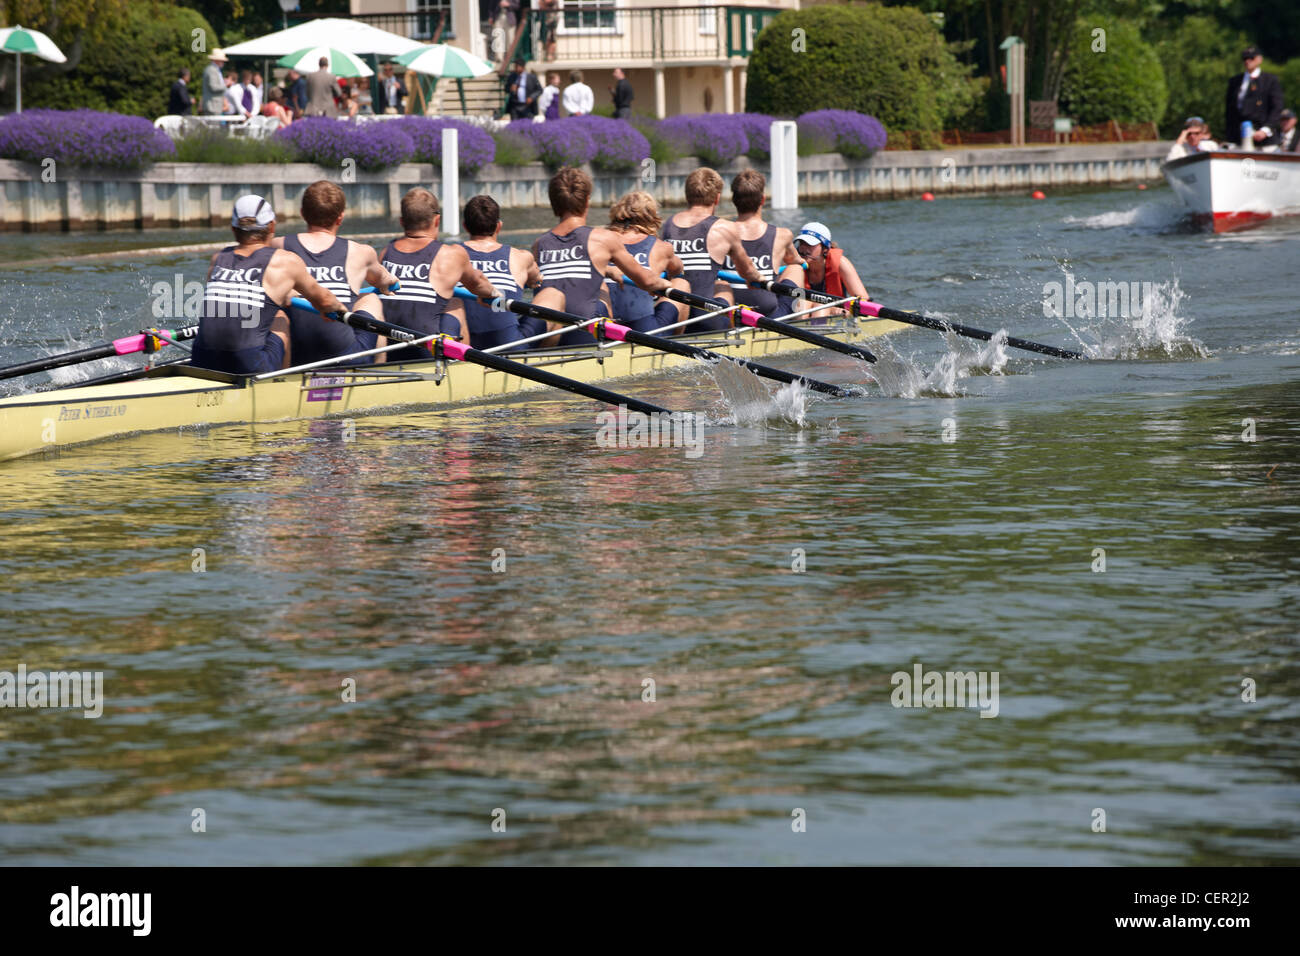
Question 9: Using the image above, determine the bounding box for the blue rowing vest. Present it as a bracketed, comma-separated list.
[283, 234, 376, 366]
[607, 234, 661, 333]
[661, 213, 729, 330]
[535, 225, 606, 347]
[725, 222, 779, 316]
[379, 238, 457, 362]
[462, 243, 543, 350]
[191, 245, 284, 374]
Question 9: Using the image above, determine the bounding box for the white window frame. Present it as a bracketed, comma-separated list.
[407, 0, 455, 43]
[698, 0, 719, 36]
[557, 0, 623, 37]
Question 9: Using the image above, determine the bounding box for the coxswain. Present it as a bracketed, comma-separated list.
[270, 180, 397, 366]
[724, 169, 804, 317]
[190, 195, 344, 374]
[602, 190, 685, 334]
[377, 188, 499, 362]
[794, 222, 869, 321]
[531, 167, 672, 347]
[660, 167, 763, 330]
[459, 194, 547, 351]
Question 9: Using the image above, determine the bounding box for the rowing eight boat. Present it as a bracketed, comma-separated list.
[0, 313, 902, 462]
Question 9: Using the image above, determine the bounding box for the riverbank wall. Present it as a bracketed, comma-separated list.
[0, 142, 1168, 231]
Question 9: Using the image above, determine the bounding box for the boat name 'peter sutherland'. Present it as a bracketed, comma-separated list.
[56, 403, 128, 422]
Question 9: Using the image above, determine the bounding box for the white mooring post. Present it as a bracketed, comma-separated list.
[770, 120, 798, 210]
[441, 127, 460, 235]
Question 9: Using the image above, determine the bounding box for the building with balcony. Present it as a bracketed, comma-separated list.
[347, 1, 794, 117]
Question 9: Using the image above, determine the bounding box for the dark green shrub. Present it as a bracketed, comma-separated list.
[745, 4, 977, 134]
[1060, 20, 1168, 126]
[1155, 16, 1248, 137]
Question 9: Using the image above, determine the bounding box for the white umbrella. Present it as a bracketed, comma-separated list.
[396, 44, 493, 79]
[222, 18, 424, 57]
[277, 46, 374, 78]
[0, 25, 67, 113]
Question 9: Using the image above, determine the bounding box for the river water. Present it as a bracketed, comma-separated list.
[0, 186, 1297, 865]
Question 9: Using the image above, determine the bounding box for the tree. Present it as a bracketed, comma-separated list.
[1059, 18, 1168, 125]
[1155, 15, 1247, 137]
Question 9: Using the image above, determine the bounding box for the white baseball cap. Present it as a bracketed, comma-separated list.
[232, 194, 275, 228]
[796, 222, 831, 247]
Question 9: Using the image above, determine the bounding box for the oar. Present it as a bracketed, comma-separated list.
[453, 286, 857, 399]
[0, 327, 197, 382]
[289, 298, 673, 415]
[656, 285, 877, 364]
[719, 269, 1084, 360]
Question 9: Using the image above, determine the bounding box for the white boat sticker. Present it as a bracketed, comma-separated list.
[306, 376, 345, 402]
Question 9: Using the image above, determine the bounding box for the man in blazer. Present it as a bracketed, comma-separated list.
[1225, 45, 1284, 147]
[168, 68, 194, 115]
[504, 59, 541, 119]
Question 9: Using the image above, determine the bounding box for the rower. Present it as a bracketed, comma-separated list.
[659, 167, 763, 331]
[531, 167, 671, 347]
[602, 190, 686, 334]
[377, 188, 499, 362]
[271, 180, 397, 366]
[190, 195, 344, 374]
[459, 194, 546, 351]
[793, 222, 870, 322]
[724, 169, 805, 318]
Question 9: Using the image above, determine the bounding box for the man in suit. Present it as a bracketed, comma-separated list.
[1226, 45, 1284, 147]
[305, 57, 344, 118]
[168, 68, 193, 115]
[609, 67, 634, 119]
[1277, 109, 1299, 152]
[504, 59, 540, 119]
[375, 61, 407, 114]
[200, 49, 227, 115]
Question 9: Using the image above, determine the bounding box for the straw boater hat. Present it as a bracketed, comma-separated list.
[209, 48, 227, 63]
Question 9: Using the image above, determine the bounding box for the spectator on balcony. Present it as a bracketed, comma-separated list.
[539, 0, 559, 62]
[168, 68, 194, 116]
[610, 68, 634, 119]
[283, 69, 308, 119]
[376, 62, 407, 115]
[563, 70, 594, 117]
[249, 72, 265, 117]
[261, 87, 293, 129]
[538, 71, 562, 121]
[505, 59, 541, 120]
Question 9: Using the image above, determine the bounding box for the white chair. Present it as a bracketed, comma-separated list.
[153, 115, 184, 140]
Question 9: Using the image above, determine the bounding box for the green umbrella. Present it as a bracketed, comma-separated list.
[276, 46, 374, 79]
[396, 44, 493, 79]
[0, 25, 68, 113]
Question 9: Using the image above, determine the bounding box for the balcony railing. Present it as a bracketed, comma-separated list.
[321, 5, 785, 69]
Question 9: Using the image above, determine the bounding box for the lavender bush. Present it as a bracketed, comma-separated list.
[796, 109, 887, 159]
[566, 116, 650, 172]
[736, 112, 777, 161]
[391, 116, 495, 172]
[507, 118, 595, 167]
[658, 114, 749, 165]
[0, 109, 174, 169]
[274, 118, 414, 171]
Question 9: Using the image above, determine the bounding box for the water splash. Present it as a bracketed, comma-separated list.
[1051, 271, 1209, 360]
[1062, 203, 1193, 235]
[865, 328, 1010, 398]
[705, 357, 810, 427]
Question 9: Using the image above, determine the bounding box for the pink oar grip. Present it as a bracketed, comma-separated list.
[738, 308, 762, 327]
[438, 338, 469, 361]
[598, 321, 630, 341]
[857, 301, 883, 317]
[113, 334, 147, 355]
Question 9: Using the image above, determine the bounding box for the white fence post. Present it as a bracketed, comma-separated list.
[770, 120, 798, 210]
[441, 127, 460, 236]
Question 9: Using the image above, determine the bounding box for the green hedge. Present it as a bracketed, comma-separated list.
[745, 4, 978, 134]
[1059, 20, 1168, 126]
[22, 2, 216, 119]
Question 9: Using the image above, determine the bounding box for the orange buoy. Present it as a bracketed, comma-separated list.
[920, 192, 935, 201]
[1137, 183, 1148, 190]
[1031, 190, 1046, 200]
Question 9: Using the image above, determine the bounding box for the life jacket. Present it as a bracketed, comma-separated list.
[806, 247, 845, 298]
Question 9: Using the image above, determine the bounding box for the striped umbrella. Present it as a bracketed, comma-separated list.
[276, 46, 374, 79]
[0, 25, 67, 113]
[396, 44, 493, 79]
